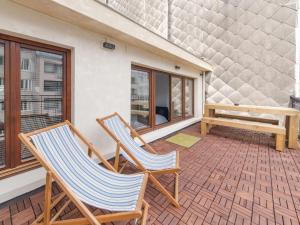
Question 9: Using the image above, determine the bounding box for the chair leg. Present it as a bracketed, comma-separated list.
[276, 134, 285, 152]
[140, 201, 149, 225]
[114, 143, 120, 171]
[149, 174, 180, 208]
[175, 172, 179, 202]
[44, 171, 52, 225]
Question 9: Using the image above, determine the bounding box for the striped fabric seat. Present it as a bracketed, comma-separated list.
[31, 125, 144, 212]
[104, 116, 177, 170]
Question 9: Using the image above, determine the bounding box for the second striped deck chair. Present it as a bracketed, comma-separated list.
[97, 113, 180, 208]
[19, 121, 149, 225]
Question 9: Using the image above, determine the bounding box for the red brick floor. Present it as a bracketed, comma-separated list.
[1, 123, 300, 225]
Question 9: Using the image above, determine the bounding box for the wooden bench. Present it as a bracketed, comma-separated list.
[201, 117, 286, 151]
[204, 103, 300, 149]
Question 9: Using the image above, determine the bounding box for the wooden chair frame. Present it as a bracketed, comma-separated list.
[18, 121, 149, 225]
[96, 112, 180, 208]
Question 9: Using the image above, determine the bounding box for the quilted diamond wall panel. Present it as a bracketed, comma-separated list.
[107, 0, 168, 38]
[169, 0, 297, 107]
[106, 0, 297, 107]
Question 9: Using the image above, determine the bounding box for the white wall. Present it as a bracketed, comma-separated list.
[0, 0, 203, 203]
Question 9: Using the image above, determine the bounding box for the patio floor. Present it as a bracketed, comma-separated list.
[1, 123, 300, 225]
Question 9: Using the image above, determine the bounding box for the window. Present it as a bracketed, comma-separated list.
[0, 34, 71, 177]
[44, 80, 62, 92]
[131, 65, 194, 131]
[44, 98, 61, 110]
[20, 79, 32, 90]
[20, 101, 32, 111]
[0, 56, 3, 66]
[21, 58, 30, 71]
[44, 62, 62, 74]
[20, 49, 65, 162]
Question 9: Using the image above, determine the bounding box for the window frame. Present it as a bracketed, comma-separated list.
[131, 65, 195, 133]
[0, 33, 71, 178]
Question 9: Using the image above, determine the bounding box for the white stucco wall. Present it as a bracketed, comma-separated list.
[0, 0, 204, 203]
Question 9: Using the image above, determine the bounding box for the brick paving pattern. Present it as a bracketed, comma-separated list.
[1, 123, 300, 225]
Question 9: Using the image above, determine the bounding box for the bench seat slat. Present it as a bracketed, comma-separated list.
[202, 117, 285, 134]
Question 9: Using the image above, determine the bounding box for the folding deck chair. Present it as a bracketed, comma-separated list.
[19, 121, 149, 225]
[96, 113, 180, 208]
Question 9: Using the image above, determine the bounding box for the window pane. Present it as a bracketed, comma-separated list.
[185, 79, 193, 117]
[20, 48, 64, 161]
[0, 45, 5, 168]
[131, 69, 150, 130]
[171, 77, 182, 117]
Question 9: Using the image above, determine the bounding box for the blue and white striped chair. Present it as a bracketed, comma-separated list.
[18, 121, 149, 225]
[97, 113, 180, 208]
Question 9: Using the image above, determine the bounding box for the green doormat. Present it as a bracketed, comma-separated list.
[166, 133, 201, 148]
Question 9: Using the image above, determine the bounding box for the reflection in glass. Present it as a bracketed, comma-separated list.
[131, 69, 150, 130]
[171, 77, 182, 117]
[185, 79, 193, 117]
[0, 45, 5, 168]
[20, 48, 64, 161]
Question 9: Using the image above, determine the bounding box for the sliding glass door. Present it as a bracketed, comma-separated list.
[131, 65, 195, 132]
[171, 77, 183, 119]
[131, 69, 150, 130]
[155, 72, 170, 125]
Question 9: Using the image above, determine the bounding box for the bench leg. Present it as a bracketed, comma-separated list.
[201, 121, 207, 136]
[276, 134, 285, 152]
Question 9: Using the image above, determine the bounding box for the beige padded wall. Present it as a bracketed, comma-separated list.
[106, 0, 297, 107]
[107, 0, 168, 38]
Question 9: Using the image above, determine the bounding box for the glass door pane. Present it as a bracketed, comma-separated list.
[171, 77, 183, 118]
[155, 72, 170, 125]
[20, 48, 64, 161]
[0, 44, 5, 168]
[185, 79, 193, 117]
[131, 69, 150, 130]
